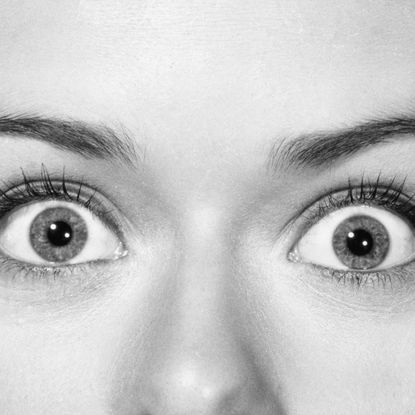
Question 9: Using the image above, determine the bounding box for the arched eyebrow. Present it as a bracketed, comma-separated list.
[268, 117, 415, 172]
[0, 114, 141, 166]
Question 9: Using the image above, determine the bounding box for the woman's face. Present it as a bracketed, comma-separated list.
[1, 0, 415, 413]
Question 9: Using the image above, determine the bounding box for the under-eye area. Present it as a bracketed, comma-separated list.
[289, 174, 415, 289]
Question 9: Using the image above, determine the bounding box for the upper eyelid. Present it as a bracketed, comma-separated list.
[0, 175, 130, 244]
[303, 187, 411, 228]
[282, 177, 415, 246]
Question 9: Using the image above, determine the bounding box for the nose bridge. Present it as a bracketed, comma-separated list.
[156, 207, 229, 364]
[176, 204, 230, 322]
[155, 205, 239, 387]
[142, 204, 269, 414]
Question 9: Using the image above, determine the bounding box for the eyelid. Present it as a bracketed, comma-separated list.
[0, 168, 139, 303]
[0, 178, 130, 249]
[0, 199, 126, 266]
[291, 205, 415, 271]
[284, 176, 415, 290]
[291, 176, 414, 237]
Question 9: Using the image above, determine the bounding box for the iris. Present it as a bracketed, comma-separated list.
[30, 207, 88, 262]
[332, 215, 389, 270]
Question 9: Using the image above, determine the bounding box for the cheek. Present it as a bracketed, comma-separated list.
[231, 232, 415, 413]
[0, 323, 105, 412]
[0, 230, 178, 413]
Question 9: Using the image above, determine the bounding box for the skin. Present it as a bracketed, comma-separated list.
[1, 0, 415, 413]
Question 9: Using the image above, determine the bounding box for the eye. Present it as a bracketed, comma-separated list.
[0, 200, 125, 266]
[291, 205, 415, 271]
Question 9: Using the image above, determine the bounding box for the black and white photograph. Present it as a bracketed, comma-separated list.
[0, 1, 413, 413]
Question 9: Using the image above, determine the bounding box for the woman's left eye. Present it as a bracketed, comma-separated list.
[0, 200, 125, 266]
[290, 205, 415, 271]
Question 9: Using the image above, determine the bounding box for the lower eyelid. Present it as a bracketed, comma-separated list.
[304, 254, 415, 290]
[0, 253, 127, 297]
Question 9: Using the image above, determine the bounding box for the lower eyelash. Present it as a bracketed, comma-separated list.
[316, 264, 410, 289]
[0, 256, 83, 284]
[0, 255, 121, 302]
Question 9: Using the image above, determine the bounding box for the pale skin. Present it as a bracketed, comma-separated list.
[1, 0, 415, 414]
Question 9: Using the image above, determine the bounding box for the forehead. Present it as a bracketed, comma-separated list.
[1, 0, 415, 191]
[2, 1, 415, 111]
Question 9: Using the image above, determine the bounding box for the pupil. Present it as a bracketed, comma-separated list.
[47, 221, 73, 247]
[346, 228, 373, 256]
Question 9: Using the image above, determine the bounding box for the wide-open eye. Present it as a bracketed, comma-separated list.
[0, 200, 124, 266]
[292, 205, 415, 271]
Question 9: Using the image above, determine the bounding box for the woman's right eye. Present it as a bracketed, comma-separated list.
[0, 199, 126, 266]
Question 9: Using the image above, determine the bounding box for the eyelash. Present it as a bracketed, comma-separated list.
[0, 165, 118, 284]
[2, 167, 414, 289]
[302, 174, 415, 288]
[0, 165, 100, 214]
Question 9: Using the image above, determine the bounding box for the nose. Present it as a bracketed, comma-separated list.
[112, 206, 278, 415]
[144, 309, 268, 415]
[145, 207, 276, 415]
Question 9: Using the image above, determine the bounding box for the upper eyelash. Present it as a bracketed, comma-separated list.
[0, 165, 101, 215]
[0, 164, 126, 240]
[311, 174, 415, 225]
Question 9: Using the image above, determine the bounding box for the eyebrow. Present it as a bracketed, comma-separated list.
[0, 114, 140, 165]
[268, 117, 415, 172]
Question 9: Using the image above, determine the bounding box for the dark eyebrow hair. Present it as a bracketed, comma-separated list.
[268, 117, 415, 172]
[0, 114, 140, 165]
